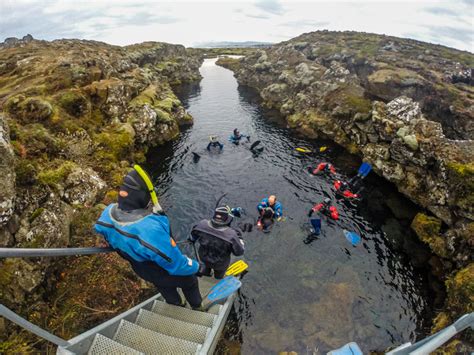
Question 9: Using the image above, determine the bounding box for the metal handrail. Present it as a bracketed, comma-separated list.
[0, 304, 69, 347]
[0, 247, 113, 258]
[387, 312, 474, 354]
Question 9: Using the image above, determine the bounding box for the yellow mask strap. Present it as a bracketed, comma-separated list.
[133, 164, 159, 208]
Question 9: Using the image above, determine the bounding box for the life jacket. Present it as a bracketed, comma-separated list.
[95, 204, 198, 276]
[312, 203, 339, 220]
[334, 180, 359, 199]
[313, 163, 336, 174]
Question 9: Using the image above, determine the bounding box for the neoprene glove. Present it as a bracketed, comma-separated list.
[308, 209, 314, 217]
[196, 262, 206, 277]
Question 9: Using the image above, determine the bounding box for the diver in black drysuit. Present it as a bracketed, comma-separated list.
[189, 206, 245, 279]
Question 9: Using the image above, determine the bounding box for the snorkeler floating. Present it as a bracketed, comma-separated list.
[207, 135, 224, 151]
[229, 128, 250, 144]
[256, 195, 283, 233]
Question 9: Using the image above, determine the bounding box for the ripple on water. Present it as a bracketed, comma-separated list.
[146, 59, 432, 354]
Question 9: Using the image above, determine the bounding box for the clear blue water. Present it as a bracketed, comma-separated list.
[145, 59, 435, 354]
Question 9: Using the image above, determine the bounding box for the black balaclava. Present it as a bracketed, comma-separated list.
[118, 169, 151, 211]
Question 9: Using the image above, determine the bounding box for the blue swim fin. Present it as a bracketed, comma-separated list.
[358, 162, 372, 178]
[343, 230, 361, 246]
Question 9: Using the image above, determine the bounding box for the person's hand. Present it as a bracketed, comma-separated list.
[308, 209, 313, 217]
[196, 262, 206, 277]
[247, 136, 251, 142]
[187, 236, 195, 244]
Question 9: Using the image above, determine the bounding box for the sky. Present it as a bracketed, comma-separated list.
[0, 0, 473, 52]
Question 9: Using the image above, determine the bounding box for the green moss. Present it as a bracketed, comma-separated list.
[447, 162, 474, 176]
[343, 95, 371, 114]
[29, 208, 45, 223]
[13, 123, 63, 157]
[444, 263, 474, 344]
[155, 108, 172, 123]
[56, 90, 90, 117]
[103, 190, 119, 205]
[5, 95, 53, 122]
[37, 160, 77, 188]
[70, 205, 105, 245]
[15, 159, 37, 186]
[446, 162, 474, 210]
[94, 126, 134, 162]
[216, 57, 241, 72]
[129, 86, 157, 108]
[0, 259, 14, 288]
[411, 213, 447, 258]
[156, 97, 180, 112]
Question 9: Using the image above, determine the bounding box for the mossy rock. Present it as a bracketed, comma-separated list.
[411, 213, 447, 258]
[56, 90, 91, 117]
[12, 123, 63, 157]
[446, 162, 474, 211]
[93, 125, 134, 163]
[446, 263, 474, 314]
[37, 160, 77, 188]
[15, 159, 37, 186]
[5, 95, 53, 122]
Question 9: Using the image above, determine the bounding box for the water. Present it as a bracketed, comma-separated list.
[145, 59, 435, 354]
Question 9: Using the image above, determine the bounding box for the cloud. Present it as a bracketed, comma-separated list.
[245, 13, 271, 20]
[280, 20, 330, 28]
[424, 7, 460, 17]
[427, 25, 474, 46]
[254, 0, 283, 15]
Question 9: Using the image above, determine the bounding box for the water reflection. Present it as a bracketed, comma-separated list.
[146, 59, 437, 354]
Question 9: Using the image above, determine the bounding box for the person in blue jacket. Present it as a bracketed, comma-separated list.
[95, 167, 203, 309]
[256, 195, 282, 231]
[229, 128, 250, 144]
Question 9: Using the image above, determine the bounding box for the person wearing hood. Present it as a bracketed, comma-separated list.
[229, 128, 250, 144]
[189, 206, 245, 279]
[207, 135, 224, 151]
[308, 197, 339, 220]
[308, 162, 336, 175]
[94, 166, 203, 309]
[333, 180, 360, 199]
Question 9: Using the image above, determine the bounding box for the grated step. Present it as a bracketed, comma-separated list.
[114, 319, 200, 354]
[136, 309, 210, 344]
[152, 300, 217, 328]
[207, 304, 222, 315]
[88, 333, 144, 355]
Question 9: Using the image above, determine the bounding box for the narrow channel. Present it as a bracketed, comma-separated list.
[145, 58, 437, 354]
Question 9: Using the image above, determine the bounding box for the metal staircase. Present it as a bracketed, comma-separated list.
[56, 276, 234, 354]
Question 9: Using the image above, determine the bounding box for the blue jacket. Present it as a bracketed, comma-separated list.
[229, 134, 248, 142]
[257, 198, 283, 218]
[95, 204, 199, 276]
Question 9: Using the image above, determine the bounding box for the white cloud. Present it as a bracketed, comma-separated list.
[0, 0, 472, 52]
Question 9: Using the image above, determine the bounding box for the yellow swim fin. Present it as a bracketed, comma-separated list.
[225, 260, 249, 277]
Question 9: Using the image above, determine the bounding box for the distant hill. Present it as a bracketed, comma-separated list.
[193, 41, 273, 48]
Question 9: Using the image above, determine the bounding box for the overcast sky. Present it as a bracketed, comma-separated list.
[0, 0, 473, 52]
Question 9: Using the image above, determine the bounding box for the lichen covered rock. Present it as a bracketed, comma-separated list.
[0, 115, 15, 226]
[0, 37, 202, 352]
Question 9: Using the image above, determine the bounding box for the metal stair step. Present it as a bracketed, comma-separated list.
[207, 304, 222, 315]
[113, 319, 201, 354]
[151, 300, 217, 328]
[88, 333, 144, 355]
[136, 309, 210, 344]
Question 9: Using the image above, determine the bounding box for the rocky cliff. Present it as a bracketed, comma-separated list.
[218, 31, 473, 344]
[0, 36, 202, 352]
